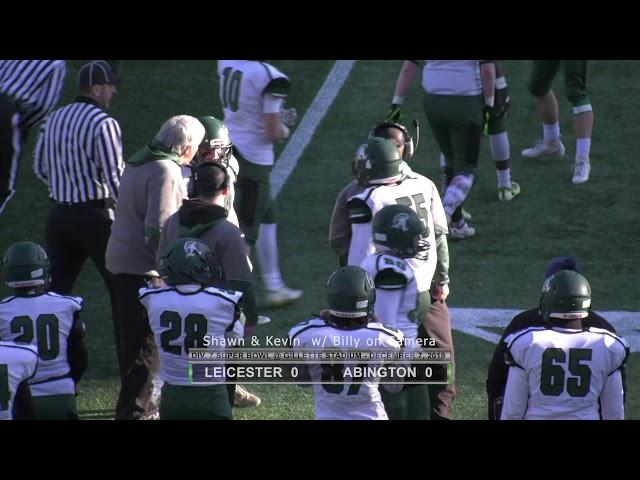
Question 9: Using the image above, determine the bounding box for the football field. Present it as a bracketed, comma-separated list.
[0, 60, 638, 420]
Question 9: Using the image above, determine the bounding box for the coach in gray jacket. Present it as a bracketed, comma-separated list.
[106, 115, 204, 420]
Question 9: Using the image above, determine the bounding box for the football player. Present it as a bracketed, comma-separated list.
[218, 60, 302, 307]
[329, 120, 415, 267]
[0, 241, 87, 419]
[0, 340, 38, 420]
[486, 256, 627, 419]
[288, 266, 403, 420]
[158, 160, 264, 407]
[521, 60, 593, 184]
[389, 60, 498, 238]
[360, 205, 432, 419]
[141, 237, 243, 420]
[346, 136, 450, 303]
[189, 116, 240, 228]
[332, 125, 457, 419]
[501, 270, 628, 420]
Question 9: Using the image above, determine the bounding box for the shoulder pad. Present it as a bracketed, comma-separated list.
[204, 286, 243, 303]
[504, 349, 520, 367]
[347, 197, 372, 224]
[288, 318, 327, 339]
[504, 326, 544, 350]
[263, 77, 290, 98]
[366, 322, 404, 344]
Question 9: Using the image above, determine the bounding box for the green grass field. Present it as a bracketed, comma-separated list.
[1, 60, 638, 420]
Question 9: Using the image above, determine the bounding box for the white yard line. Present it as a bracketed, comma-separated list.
[270, 60, 357, 199]
[451, 308, 640, 352]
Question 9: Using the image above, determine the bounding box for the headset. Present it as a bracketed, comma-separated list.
[368, 119, 420, 161]
[190, 161, 230, 197]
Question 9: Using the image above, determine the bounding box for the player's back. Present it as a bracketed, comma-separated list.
[505, 326, 628, 419]
[288, 318, 403, 420]
[0, 293, 81, 396]
[0, 341, 38, 420]
[139, 285, 243, 385]
[360, 253, 431, 349]
[349, 172, 442, 277]
[218, 60, 287, 152]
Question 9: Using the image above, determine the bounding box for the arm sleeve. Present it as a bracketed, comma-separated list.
[500, 366, 528, 420]
[329, 188, 352, 264]
[156, 221, 169, 264]
[227, 279, 258, 327]
[12, 380, 35, 420]
[348, 222, 373, 267]
[20, 61, 66, 134]
[373, 288, 403, 327]
[486, 337, 510, 420]
[600, 370, 624, 420]
[430, 183, 449, 284]
[145, 167, 183, 256]
[95, 118, 124, 201]
[434, 229, 450, 285]
[33, 123, 49, 183]
[224, 301, 245, 341]
[262, 94, 285, 114]
[67, 311, 88, 384]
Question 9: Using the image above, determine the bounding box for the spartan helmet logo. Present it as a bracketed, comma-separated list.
[184, 241, 202, 258]
[391, 213, 410, 232]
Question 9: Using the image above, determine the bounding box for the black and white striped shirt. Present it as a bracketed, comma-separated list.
[33, 97, 124, 203]
[0, 60, 66, 137]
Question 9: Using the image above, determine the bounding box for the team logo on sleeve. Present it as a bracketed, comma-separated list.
[391, 213, 410, 232]
[184, 241, 202, 258]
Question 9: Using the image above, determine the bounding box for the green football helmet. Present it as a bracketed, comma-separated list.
[372, 204, 429, 261]
[355, 137, 404, 187]
[196, 116, 233, 168]
[540, 270, 591, 323]
[158, 238, 223, 286]
[2, 241, 51, 291]
[326, 266, 376, 321]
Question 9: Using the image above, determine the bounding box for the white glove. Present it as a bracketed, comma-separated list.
[280, 107, 297, 127]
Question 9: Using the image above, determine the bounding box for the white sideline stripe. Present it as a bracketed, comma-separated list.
[451, 308, 640, 352]
[270, 60, 357, 199]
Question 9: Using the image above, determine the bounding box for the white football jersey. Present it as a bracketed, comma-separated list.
[422, 60, 482, 96]
[288, 318, 403, 420]
[140, 284, 243, 386]
[0, 293, 82, 396]
[347, 170, 447, 282]
[501, 326, 629, 420]
[218, 60, 289, 166]
[0, 341, 38, 420]
[360, 253, 430, 349]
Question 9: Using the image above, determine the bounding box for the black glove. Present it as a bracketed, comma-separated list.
[487, 86, 510, 120]
[386, 104, 404, 124]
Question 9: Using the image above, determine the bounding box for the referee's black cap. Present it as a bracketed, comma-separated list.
[77, 60, 121, 87]
[544, 256, 582, 280]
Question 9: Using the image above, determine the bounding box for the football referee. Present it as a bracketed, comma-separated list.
[33, 60, 124, 345]
[0, 60, 66, 216]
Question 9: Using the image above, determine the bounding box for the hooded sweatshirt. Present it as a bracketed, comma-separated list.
[158, 199, 259, 326]
[106, 141, 187, 275]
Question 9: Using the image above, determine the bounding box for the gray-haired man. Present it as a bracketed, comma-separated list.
[106, 115, 204, 420]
